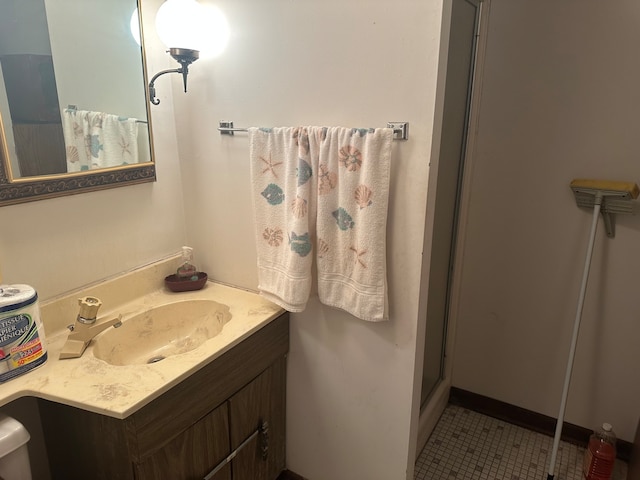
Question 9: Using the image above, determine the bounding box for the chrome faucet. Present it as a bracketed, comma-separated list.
[59, 296, 122, 360]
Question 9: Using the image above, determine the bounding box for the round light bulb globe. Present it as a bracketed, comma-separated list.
[156, 0, 205, 51]
[130, 8, 141, 46]
[155, 0, 229, 58]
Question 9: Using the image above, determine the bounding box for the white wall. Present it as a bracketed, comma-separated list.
[167, 1, 445, 478]
[452, 0, 640, 442]
[0, 1, 185, 300]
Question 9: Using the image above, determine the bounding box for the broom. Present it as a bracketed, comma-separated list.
[547, 179, 639, 480]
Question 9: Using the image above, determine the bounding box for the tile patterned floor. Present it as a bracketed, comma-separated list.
[415, 405, 628, 480]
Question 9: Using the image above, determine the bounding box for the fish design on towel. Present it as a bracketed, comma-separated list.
[289, 232, 312, 257]
[350, 128, 374, 137]
[261, 184, 285, 205]
[297, 159, 313, 186]
[332, 207, 355, 231]
[87, 135, 104, 158]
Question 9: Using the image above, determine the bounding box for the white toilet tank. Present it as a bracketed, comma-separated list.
[0, 414, 32, 480]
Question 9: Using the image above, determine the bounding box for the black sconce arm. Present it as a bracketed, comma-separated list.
[149, 67, 183, 105]
[148, 48, 199, 105]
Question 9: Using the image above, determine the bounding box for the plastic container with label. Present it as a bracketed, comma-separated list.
[0, 285, 48, 383]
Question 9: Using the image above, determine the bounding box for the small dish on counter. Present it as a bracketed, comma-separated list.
[164, 272, 208, 292]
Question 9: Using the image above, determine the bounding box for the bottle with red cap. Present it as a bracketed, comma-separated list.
[582, 423, 616, 480]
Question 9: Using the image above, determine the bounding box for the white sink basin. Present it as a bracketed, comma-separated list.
[92, 300, 232, 366]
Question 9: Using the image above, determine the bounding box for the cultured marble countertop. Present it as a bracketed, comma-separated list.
[0, 258, 283, 419]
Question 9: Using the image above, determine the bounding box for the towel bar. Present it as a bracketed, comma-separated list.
[66, 105, 148, 124]
[218, 121, 409, 141]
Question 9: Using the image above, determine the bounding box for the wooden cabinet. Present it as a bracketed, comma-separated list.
[229, 358, 286, 480]
[134, 403, 231, 480]
[39, 313, 288, 480]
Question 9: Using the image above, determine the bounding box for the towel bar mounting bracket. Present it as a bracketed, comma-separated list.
[387, 122, 409, 141]
[219, 120, 237, 135]
[218, 121, 409, 140]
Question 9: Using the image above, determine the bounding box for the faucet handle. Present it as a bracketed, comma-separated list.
[77, 296, 102, 322]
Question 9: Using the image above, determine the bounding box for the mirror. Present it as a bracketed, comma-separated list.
[0, 0, 155, 206]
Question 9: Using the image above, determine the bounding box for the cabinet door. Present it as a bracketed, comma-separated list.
[228, 357, 286, 480]
[135, 403, 231, 480]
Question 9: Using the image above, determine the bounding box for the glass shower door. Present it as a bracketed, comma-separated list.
[421, 0, 481, 407]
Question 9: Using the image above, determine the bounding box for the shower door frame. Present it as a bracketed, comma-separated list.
[415, 0, 490, 455]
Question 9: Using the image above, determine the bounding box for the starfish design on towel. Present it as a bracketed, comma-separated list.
[119, 136, 132, 160]
[349, 246, 368, 268]
[260, 154, 283, 178]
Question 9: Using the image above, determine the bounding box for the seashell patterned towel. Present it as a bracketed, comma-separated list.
[62, 109, 139, 172]
[249, 126, 393, 321]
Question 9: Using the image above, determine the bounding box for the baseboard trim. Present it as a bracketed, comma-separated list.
[449, 387, 632, 462]
[277, 469, 307, 480]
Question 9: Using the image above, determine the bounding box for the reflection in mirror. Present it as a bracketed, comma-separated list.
[0, 0, 155, 206]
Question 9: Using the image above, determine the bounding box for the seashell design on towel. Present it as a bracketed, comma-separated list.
[332, 207, 355, 231]
[318, 163, 338, 195]
[317, 238, 330, 258]
[293, 127, 310, 153]
[72, 121, 84, 138]
[289, 232, 312, 257]
[261, 183, 285, 205]
[354, 185, 373, 209]
[297, 158, 313, 186]
[262, 227, 284, 247]
[338, 145, 362, 172]
[291, 196, 308, 218]
[66, 146, 80, 164]
[89, 112, 104, 129]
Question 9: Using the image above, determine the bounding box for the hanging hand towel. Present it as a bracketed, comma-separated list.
[99, 113, 139, 168]
[62, 109, 139, 172]
[249, 127, 317, 312]
[314, 127, 393, 321]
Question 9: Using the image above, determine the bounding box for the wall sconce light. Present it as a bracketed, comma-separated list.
[149, 0, 229, 105]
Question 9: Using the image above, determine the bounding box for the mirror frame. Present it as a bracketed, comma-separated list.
[0, 162, 156, 206]
[0, 3, 156, 207]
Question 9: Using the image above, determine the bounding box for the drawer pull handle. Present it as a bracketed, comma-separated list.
[204, 420, 269, 480]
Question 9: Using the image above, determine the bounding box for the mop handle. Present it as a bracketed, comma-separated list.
[547, 193, 602, 480]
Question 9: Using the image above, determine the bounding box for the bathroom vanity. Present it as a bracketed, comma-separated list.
[0, 256, 288, 480]
[38, 312, 288, 480]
